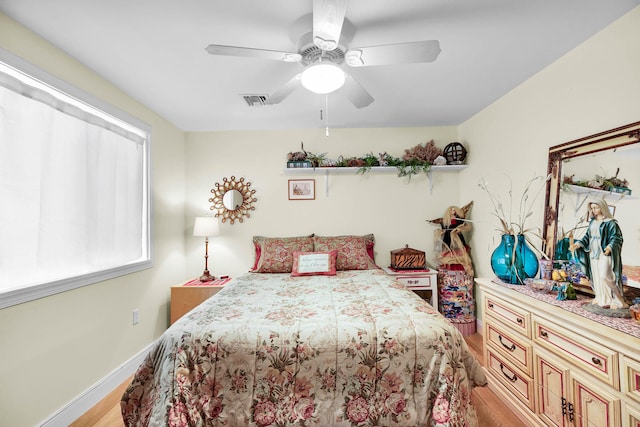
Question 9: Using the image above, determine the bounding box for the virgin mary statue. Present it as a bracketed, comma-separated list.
[570, 199, 628, 310]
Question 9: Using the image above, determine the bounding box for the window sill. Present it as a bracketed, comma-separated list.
[0, 260, 152, 309]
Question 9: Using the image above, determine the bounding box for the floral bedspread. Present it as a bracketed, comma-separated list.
[121, 269, 487, 426]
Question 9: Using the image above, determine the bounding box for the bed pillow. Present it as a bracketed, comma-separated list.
[251, 234, 314, 271]
[252, 235, 314, 273]
[313, 234, 378, 271]
[251, 237, 263, 271]
[291, 250, 338, 277]
[311, 234, 375, 258]
[362, 233, 376, 263]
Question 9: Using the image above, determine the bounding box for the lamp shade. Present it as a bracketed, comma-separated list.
[301, 63, 346, 94]
[193, 217, 219, 237]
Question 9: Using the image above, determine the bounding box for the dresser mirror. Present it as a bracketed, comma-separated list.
[209, 176, 257, 224]
[543, 121, 640, 295]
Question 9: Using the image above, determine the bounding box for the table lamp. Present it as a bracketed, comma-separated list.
[193, 216, 219, 281]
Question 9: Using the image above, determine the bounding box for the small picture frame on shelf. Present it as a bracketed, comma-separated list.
[286, 160, 312, 168]
[288, 179, 315, 200]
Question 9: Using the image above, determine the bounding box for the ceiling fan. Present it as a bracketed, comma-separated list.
[205, 0, 441, 109]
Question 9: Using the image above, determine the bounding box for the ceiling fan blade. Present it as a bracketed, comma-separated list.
[340, 73, 374, 109]
[312, 0, 348, 51]
[345, 40, 441, 67]
[264, 74, 302, 105]
[205, 44, 301, 62]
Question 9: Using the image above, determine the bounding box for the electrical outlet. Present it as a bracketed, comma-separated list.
[132, 309, 140, 325]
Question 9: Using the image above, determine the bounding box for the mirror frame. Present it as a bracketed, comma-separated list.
[209, 176, 257, 224]
[543, 120, 640, 258]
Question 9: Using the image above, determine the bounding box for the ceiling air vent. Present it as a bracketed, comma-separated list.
[241, 94, 269, 107]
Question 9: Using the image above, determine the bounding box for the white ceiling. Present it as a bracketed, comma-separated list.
[1, 0, 638, 132]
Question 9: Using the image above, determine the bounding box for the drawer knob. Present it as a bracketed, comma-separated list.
[591, 357, 602, 366]
[498, 335, 516, 352]
[488, 302, 494, 309]
[499, 363, 518, 383]
[540, 330, 549, 338]
[516, 318, 523, 324]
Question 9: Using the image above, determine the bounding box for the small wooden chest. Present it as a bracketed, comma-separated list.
[390, 245, 426, 270]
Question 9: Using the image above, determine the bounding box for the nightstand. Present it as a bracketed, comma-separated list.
[170, 277, 231, 324]
[381, 266, 438, 309]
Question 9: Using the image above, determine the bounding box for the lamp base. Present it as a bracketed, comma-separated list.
[199, 270, 215, 282]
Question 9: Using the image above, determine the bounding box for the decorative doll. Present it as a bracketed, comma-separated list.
[428, 201, 474, 277]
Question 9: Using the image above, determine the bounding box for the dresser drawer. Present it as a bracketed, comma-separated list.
[534, 317, 619, 388]
[484, 321, 533, 376]
[483, 294, 531, 338]
[623, 402, 640, 427]
[621, 355, 640, 403]
[486, 347, 535, 411]
[395, 275, 434, 290]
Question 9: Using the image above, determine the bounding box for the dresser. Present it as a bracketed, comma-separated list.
[170, 277, 230, 324]
[476, 278, 640, 427]
[381, 266, 438, 308]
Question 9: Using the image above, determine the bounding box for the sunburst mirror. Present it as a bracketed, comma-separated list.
[209, 176, 257, 224]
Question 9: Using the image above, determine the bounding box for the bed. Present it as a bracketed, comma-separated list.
[121, 235, 487, 426]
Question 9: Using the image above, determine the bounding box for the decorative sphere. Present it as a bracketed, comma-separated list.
[443, 142, 467, 165]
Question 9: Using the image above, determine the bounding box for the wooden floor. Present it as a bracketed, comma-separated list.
[465, 333, 527, 427]
[73, 333, 524, 427]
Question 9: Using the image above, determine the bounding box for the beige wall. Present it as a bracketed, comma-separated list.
[185, 5, 640, 292]
[459, 7, 640, 320]
[0, 14, 187, 426]
[1, 4, 639, 425]
[185, 127, 463, 279]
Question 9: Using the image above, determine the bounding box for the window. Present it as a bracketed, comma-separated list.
[0, 49, 151, 309]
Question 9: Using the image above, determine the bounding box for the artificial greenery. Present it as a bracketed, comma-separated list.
[395, 159, 432, 178]
[293, 149, 436, 180]
[286, 139, 454, 180]
[305, 152, 327, 168]
[563, 170, 630, 192]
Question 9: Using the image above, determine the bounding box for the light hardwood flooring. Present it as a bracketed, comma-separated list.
[465, 333, 527, 427]
[73, 333, 524, 427]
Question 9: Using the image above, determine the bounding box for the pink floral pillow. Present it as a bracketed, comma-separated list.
[252, 236, 314, 273]
[313, 235, 377, 271]
[291, 250, 338, 277]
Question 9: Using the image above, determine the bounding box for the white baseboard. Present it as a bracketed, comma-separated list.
[38, 342, 153, 427]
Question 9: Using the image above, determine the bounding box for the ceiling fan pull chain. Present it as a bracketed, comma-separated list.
[325, 94, 330, 137]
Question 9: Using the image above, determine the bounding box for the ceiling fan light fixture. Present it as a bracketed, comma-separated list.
[301, 63, 346, 94]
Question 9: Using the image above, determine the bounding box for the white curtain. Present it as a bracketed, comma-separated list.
[0, 79, 145, 290]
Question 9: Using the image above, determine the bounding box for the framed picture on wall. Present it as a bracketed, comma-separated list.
[288, 179, 315, 200]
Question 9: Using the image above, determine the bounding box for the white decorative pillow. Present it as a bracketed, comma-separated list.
[291, 250, 338, 277]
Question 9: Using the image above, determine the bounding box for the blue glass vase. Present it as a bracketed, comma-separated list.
[554, 237, 572, 260]
[491, 234, 539, 284]
[516, 233, 539, 280]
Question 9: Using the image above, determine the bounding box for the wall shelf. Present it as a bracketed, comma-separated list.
[562, 184, 635, 213]
[282, 165, 468, 196]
